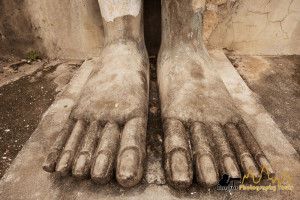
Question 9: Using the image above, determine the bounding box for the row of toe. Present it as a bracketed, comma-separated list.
[43, 117, 147, 188]
[43, 117, 273, 189]
[163, 118, 274, 189]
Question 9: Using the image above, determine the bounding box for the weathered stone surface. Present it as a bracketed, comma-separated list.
[228, 54, 300, 155]
[265, 0, 292, 22]
[291, 0, 300, 12]
[1, 50, 299, 199]
[157, 0, 295, 190]
[27, 0, 104, 59]
[203, 5, 219, 43]
[0, 0, 43, 58]
[208, 0, 300, 55]
[227, 55, 271, 84]
[0, 0, 105, 59]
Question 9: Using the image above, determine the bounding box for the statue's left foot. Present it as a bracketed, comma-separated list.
[158, 0, 274, 189]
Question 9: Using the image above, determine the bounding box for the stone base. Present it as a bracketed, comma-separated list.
[0, 51, 299, 199]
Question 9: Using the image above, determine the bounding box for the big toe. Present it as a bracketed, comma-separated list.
[116, 117, 147, 187]
[163, 119, 193, 188]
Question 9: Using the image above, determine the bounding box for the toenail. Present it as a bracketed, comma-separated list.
[72, 153, 88, 178]
[91, 152, 110, 183]
[241, 154, 260, 178]
[43, 151, 58, 172]
[170, 150, 191, 187]
[223, 156, 240, 178]
[56, 151, 72, 176]
[258, 156, 275, 177]
[118, 148, 140, 184]
[197, 154, 218, 186]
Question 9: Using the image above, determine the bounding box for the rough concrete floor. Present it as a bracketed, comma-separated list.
[228, 55, 300, 155]
[0, 59, 82, 178]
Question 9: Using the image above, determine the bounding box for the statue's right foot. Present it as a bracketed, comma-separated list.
[43, 39, 149, 187]
[158, 0, 274, 189]
[43, 0, 149, 188]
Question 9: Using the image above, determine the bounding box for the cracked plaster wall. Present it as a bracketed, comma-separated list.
[0, 0, 299, 58]
[207, 0, 300, 55]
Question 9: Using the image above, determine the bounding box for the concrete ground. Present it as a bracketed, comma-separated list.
[228, 54, 300, 155]
[0, 51, 299, 199]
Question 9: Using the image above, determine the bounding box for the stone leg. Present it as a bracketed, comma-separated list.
[158, 0, 274, 188]
[43, 0, 149, 188]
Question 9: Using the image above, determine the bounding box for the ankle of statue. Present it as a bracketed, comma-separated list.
[161, 35, 206, 49]
[103, 37, 144, 46]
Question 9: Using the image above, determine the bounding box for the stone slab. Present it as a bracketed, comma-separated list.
[0, 52, 299, 199]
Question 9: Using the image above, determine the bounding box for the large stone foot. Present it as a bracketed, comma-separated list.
[43, 0, 149, 187]
[43, 41, 149, 188]
[158, 0, 274, 189]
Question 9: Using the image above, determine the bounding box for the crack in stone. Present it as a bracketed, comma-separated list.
[288, 0, 294, 14]
[279, 21, 289, 39]
[247, 2, 291, 40]
[264, 0, 272, 13]
[267, 14, 290, 39]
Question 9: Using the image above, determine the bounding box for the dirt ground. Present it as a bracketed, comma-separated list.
[0, 59, 81, 178]
[228, 54, 300, 155]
